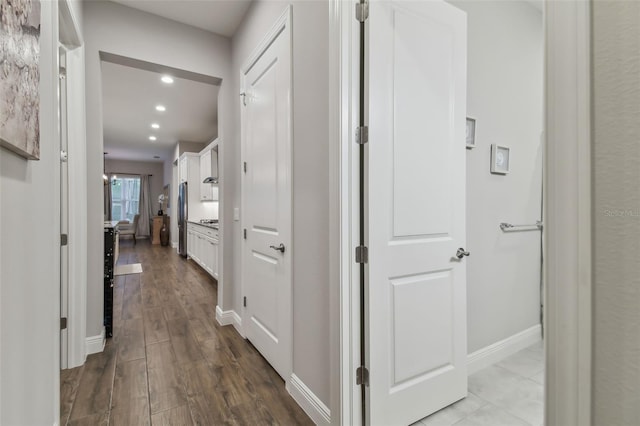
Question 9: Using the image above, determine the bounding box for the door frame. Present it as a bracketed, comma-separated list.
[329, 1, 362, 424]
[239, 5, 294, 378]
[543, 0, 592, 425]
[59, 0, 87, 370]
[328, 0, 593, 424]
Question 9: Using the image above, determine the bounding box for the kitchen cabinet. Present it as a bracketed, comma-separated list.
[199, 149, 213, 201]
[179, 155, 188, 183]
[186, 222, 219, 279]
[199, 147, 219, 202]
[178, 152, 200, 188]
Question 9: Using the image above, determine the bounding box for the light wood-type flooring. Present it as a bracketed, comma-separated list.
[60, 239, 313, 426]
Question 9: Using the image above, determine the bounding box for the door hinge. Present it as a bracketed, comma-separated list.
[243, 162, 247, 173]
[243, 229, 247, 239]
[60, 317, 68, 330]
[59, 66, 66, 80]
[61, 234, 68, 246]
[356, 366, 369, 386]
[355, 245, 368, 264]
[243, 296, 247, 307]
[355, 126, 369, 145]
[355, 2, 369, 22]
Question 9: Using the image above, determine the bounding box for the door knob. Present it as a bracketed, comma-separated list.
[270, 243, 286, 253]
[456, 248, 470, 259]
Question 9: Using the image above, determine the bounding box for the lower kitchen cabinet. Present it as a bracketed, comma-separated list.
[186, 222, 219, 279]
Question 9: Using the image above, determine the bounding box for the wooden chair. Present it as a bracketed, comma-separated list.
[118, 214, 140, 245]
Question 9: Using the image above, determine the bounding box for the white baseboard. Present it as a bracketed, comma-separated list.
[467, 324, 542, 375]
[171, 242, 177, 248]
[215, 305, 243, 336]
[286, 374, 331, 425]
[85, 328, 106, 355]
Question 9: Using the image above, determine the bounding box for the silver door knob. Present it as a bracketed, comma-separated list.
[270, 243, 286, 253]
[456, 248, 470, 259]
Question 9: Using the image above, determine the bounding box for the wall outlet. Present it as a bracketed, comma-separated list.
[234, 208, 240, 221]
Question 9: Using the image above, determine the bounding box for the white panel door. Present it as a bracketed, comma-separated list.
[367, 1, 468, 424]
[242, 16, 292, 380]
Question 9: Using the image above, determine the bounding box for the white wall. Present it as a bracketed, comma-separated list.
[229, 0, 331, 407]
[592, 1, 640, 424]
[83, 1, 232, 338]
[0, 1, 65, 423]
[449, 0, 544, 353]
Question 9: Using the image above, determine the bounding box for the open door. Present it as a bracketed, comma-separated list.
[365, 0, 468, 424]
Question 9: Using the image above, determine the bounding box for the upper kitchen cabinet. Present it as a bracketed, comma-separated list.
[199, 140, 219, 202]
[179, 155, 188, 183]
[178, 153, 201, 203]
[179, 152, 199, 184]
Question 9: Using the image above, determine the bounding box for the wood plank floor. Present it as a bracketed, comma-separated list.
[60, 239, 313, 426]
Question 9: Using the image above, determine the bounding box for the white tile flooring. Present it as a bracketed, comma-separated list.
[415, 341, 544, 426]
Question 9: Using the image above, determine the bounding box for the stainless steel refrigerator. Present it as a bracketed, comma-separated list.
[178, 182, 188, 257]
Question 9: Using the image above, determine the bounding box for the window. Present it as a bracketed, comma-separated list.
[111, 176, 141, 222]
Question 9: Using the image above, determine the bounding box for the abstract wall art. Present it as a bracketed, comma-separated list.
[0, 0, 41, 160]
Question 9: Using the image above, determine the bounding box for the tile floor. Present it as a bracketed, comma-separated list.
[415, 341, 544, 426]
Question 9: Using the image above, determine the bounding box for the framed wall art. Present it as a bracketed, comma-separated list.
[0, 0, 42, 160]
[490, 144, 510, 174]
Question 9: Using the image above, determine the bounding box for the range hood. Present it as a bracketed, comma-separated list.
[203, 177, 218, 184]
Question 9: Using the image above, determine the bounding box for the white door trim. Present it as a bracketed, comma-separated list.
[59, 0, 87, 370]
[544, 0, 592, 425]
[40, 0, 63, 423]
[239, 5, 294, 378]
[329, 0, 362, 424]
[331, 0, 593, 424]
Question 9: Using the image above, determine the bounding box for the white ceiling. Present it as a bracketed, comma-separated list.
[101, 61, 220, 162]
[110, 0, 252, 37]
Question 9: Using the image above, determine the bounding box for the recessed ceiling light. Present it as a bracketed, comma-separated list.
[161, 75, 174, 84]
[155, 105, 166, 112]
[149, 136, 157, 141]
[153, 155, 161, 159]
[151, 123, 160, 129]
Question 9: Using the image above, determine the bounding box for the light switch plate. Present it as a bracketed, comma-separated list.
[234, 208, 240, 221]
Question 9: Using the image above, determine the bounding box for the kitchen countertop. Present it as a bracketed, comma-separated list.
[104, 221, 120, 229]
[188, 220, 219, 230]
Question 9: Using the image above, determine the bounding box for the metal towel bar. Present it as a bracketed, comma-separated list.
[500, 221, 543, 232]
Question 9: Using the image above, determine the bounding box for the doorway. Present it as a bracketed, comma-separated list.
[341, 0, 546, 424]
[58, 0, 86, 371]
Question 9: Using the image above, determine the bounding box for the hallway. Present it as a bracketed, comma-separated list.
[60, 240, 312, 426]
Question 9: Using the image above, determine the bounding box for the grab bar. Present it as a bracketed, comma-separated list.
[500, 221, 543, 232]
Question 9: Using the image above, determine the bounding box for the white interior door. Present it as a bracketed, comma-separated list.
[366, 1, 468, 424]
[241, 13, 292, 380]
